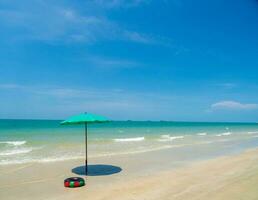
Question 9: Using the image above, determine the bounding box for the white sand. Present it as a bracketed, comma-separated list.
[1, 148, 258, 200]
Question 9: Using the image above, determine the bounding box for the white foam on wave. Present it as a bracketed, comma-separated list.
[93, 145, 176, 158]
[0, 141, 26, 146]
[248, 131, 258, 135]
[1, 135, 243, 165]
[0, 155, 83, 165]
[114, 137, 145, 142]
[197, 132, 207, 136]
[0, 159, 30, 165]
[0, 145, 178, 165]
[0, 141, 209, 165]
[158, 135, 184, 142]
[40, 155, 83, 163]
[215, 132, 232, 137]
[160, 134, 170, 139]
[0, 148, 32, 156]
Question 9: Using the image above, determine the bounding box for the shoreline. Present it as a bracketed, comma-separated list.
[1, 119, 258, 166]
[1, 147, 258, 199]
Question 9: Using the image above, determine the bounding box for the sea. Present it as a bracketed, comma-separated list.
[0, 119, 258, 165]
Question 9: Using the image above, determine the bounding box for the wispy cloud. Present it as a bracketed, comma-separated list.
[215, 83, 237, 89]
[0, 2, 113, 43]
[0, 84, 119, 99]
[0, 0, 171, 46]
[124, 31, 154, 44]
[94, 0, 149, 9]
[0, 84, 24, 89]
[123, 31, 167, 45]
[0, 83, 179, 119]
[88, 56, 142, 69]
[210, 101, 258, 111]
[94, 0, 183, 9]
[0, 83, 174, 102]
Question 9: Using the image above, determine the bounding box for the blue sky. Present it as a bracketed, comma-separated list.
[0, 0, 258, 121]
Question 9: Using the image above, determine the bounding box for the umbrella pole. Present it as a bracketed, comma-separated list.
[85, 122, 88, 176]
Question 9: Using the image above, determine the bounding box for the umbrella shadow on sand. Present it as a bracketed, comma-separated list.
[72, 164, 122, 176]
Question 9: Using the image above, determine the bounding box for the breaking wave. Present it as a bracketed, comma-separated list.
[248, 131, 258, 135]
[0, 141, 26, 146]
[197, 132, 207, 136]
[158, 135, 184, 142]
[114, 137, 145, 142]
[0, 148, 33, 156]
[216, 132, 232, 137]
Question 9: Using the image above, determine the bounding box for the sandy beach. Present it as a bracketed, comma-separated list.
[1, 146, 258, 200]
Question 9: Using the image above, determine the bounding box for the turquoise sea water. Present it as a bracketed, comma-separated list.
[0, 119, 258, 165]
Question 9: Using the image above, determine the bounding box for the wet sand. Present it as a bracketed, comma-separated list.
[1, 148, 258, 200]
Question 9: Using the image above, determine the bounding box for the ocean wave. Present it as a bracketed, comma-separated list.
[93, 145, 177, 158]
[215, 132, 232, 137]
[0, 154, 83, 165]
[1, 146, 177, 165]
[0, 141, 26, 146]
[0, 137, 238, 165]
[0, 159, 30, 165]
[248, 131, 258, 134]
[0, 145, 184, 165]
[197, 132, 207, 136]
[113, 137, 145, 142]
[158, 135, 184, 142]
[0, 148, 32, 156]
[40, 155, 83, 163]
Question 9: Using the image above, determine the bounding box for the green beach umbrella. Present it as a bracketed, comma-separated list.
[61, 113, 109, 175]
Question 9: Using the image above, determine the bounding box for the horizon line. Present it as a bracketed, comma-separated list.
[0, 118, 257, 124]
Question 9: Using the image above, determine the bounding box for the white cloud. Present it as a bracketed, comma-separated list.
[0, 0, 170, 46]
[215, 83, 237, 89]
[0, 84, 24, 89]
[211, 101, 258, 111]
[124, 31, 155, 44]
[0, 83, 177, 111]
[0, 3, 113, 43]
[94, 0, 148, 9]
[88, 56, 142, 69]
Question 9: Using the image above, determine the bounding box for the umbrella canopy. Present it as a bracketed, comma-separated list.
[61, 113, 109, 175]
[61, 113, 109, 125]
